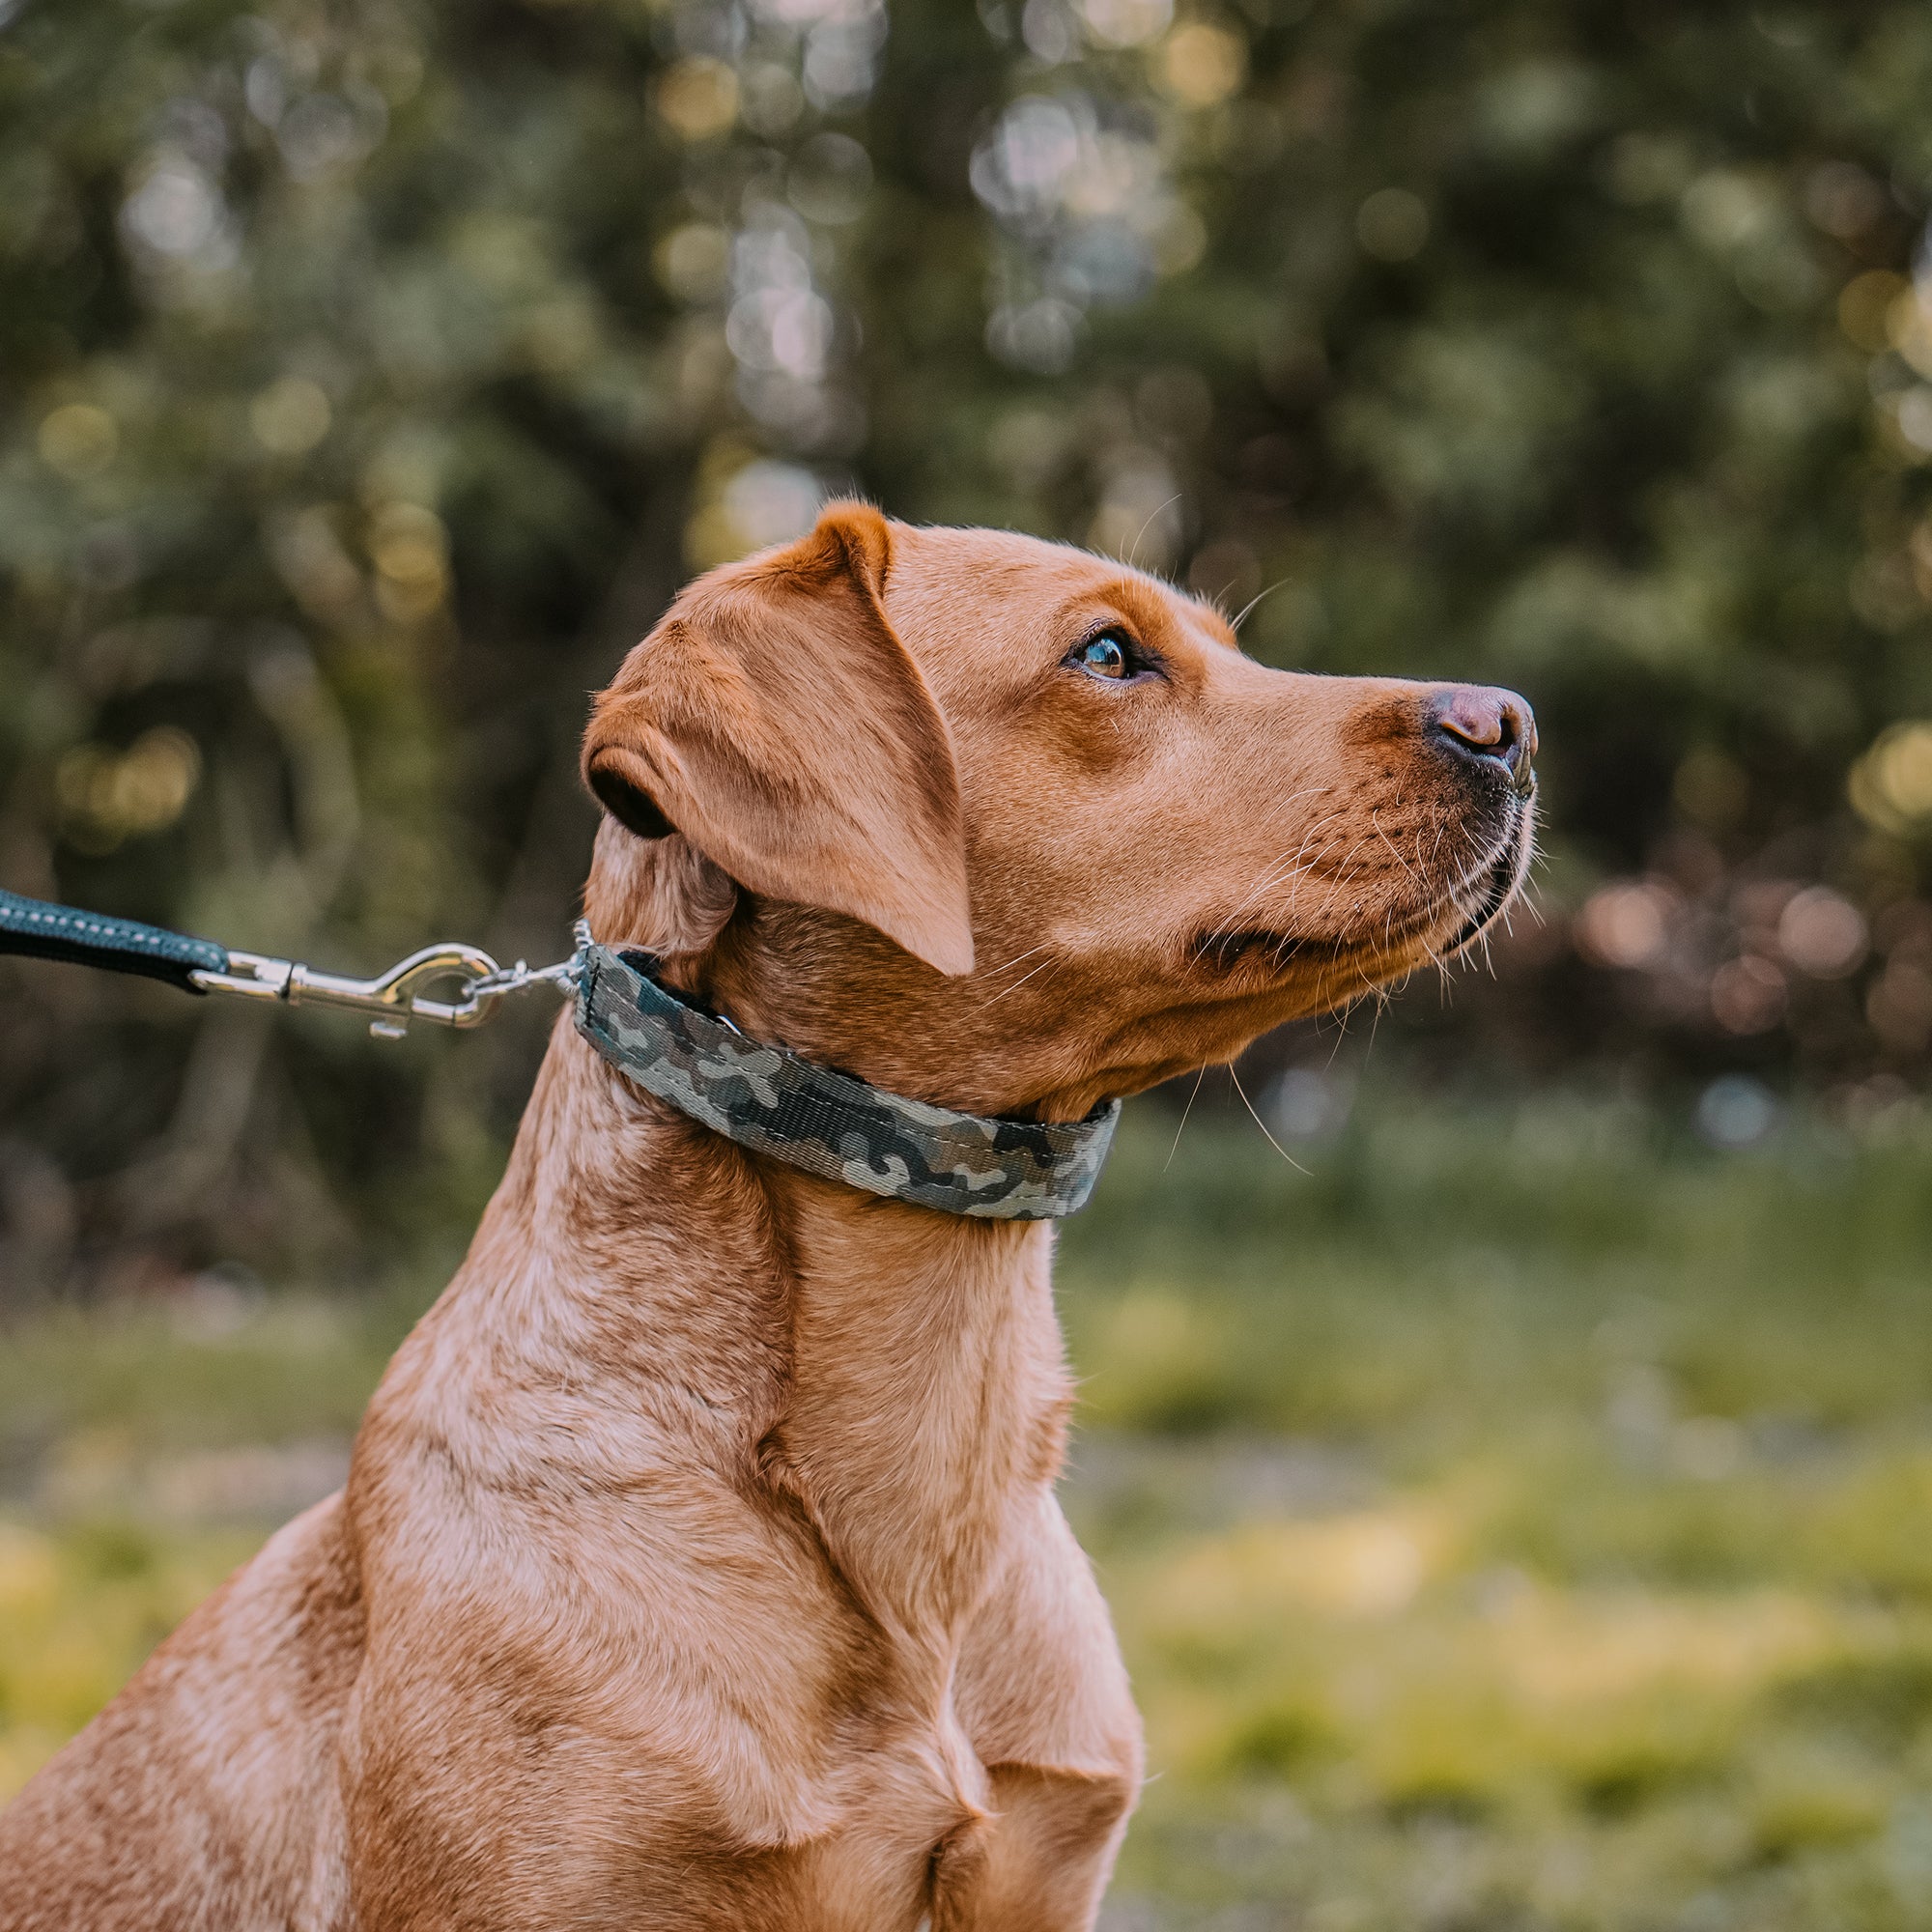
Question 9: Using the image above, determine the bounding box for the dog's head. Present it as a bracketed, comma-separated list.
[582, 501, 1534, 1122]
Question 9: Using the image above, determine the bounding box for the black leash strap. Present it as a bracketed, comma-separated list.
[0, 889, 574, 1034]
[0, 888, 227, 993]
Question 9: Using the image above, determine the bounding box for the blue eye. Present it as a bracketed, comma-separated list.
[1070, 632, 1132, 679]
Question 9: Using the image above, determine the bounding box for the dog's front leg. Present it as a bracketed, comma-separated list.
[932, 1488, 1143, 1930]
[928, 1760, 1135, 1932]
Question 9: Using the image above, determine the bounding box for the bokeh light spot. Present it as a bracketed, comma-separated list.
[1837, 270, 1907, 354]
[56, 727, 202, 852]
[1887, 288, 1932, 382]
[1777, 889, 1867, 979]
[367, 502, 449, 622]
[740, 63, 805, 138]
[1150, 198, 1207, 274]
[38, 405, 118, 480]
[1157, 22, 1246, 108]
[726, 461, 822, 549]
[1078, 0, 1172, 50]
[1850, 722, 1932, 833]
[986, 298, 1082, 375]
[686, 459, 824, 569]
[121, 163, 221, 257]
[1087, 453, 1182, 570]
[1804, 161, 1885, 241]
[1576, 882, 1676, 970]
[656, 59, 739, 143]
[1696, 1074, 1778, 1146]
[788, 133, 873, 226]
[655, 223, 730, 304]
[249, 378, 331, 456]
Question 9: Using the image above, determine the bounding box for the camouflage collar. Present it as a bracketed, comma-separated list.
[573, 944, 1119, 1220]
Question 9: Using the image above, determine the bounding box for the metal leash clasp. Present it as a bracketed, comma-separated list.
[189, 931, 582, 1039]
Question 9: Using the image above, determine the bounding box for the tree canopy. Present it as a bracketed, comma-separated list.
[5, 0, 1932, 1290]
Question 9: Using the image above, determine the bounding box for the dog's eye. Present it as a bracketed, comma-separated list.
[1068, 631, 1137, 680]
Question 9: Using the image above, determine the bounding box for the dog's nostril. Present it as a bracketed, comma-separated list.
[1431, 685, 1537, 795]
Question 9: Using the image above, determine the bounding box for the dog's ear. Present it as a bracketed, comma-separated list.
[582, 501, 974, 976]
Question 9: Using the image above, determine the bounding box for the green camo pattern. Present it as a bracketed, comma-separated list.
[573, 945, 1119, 1220]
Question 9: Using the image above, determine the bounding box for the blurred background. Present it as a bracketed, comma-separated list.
[8, 0, 1932, 1923]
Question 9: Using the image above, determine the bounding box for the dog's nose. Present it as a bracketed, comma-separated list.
[1430, 685, 1537, 796]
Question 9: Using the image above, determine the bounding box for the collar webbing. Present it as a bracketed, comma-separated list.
[573, 945, 1119, 1220]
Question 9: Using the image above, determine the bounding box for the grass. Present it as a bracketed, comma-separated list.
[9, 1086, 1932, 1926]
[1060, 1095, 1932, 1928]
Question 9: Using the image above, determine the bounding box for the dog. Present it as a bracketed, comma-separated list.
[0, 503, 1534, 1929]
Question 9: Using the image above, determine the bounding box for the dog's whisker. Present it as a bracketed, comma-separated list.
[980, 940, 1055, 981]
[1370, 808, 1421, 889]
[981, 956, 1057, 1007]
[1124, 493, 1183, 574]
[1228, 1064, 1308, 1177]
[1164, 1065, 1208, 1172]
[1229, 577, 1293, 636]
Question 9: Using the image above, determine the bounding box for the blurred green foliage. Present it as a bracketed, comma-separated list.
[9, 0, 1932, 1288]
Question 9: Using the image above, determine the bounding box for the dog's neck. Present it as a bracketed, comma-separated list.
[745, 1155, 1070, 1634]
[433, 1009, 1071, 1640]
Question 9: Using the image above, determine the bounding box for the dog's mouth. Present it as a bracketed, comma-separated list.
[1192, 792, 1535, 980]
[1437, 799, 1534, 959]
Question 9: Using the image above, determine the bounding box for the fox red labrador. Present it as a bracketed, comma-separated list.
[0, 503, 1534, 1929]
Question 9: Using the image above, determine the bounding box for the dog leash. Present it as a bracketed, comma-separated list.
[0, 889, 1117, 1218]
[0, 886, 576, 1037]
